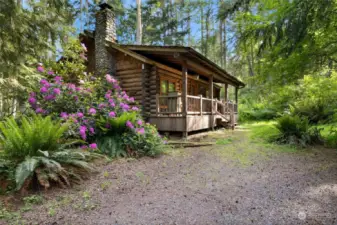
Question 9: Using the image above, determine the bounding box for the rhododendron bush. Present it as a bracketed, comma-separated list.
[28, 66, 164, 157]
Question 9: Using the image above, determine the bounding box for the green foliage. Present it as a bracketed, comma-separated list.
[0, 115, 96, 191]
[216, 138, 233, 145]
[23, 195, 44, 205]
[0, 115, 70, 161]
[50, 38, 88, 83]
[96, 135, 127, 158]
[96, 112, 137, 135]
[275, 115, 323, 147]
[244, 121, 280, 142]
[325, 129, 337, 149]
[0, 0, 75, 120]
[122, 123, 165, 157]
[14, 150, 94, 190]
[289, 73, 337, 124]
[239, 108, 277, 122]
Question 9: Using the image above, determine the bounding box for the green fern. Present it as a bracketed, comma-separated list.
[0, 115, 99, 191]
[0, 115, 70, 160]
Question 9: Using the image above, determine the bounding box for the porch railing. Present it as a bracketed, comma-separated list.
[156, 94, 237, 116]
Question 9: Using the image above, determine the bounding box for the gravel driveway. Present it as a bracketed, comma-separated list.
[3, 128, 337, 225]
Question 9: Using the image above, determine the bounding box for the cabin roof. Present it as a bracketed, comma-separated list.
[80, 31, 244, 88]
[121, 45, 244, 88]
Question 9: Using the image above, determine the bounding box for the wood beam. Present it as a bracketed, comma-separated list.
[209, 75, 214, 131]
[235, 87, 238, 104]
[224, 83, 228, 102]
[182, 62, 188, 138]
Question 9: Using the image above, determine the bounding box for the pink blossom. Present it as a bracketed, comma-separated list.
[80, 145, 88, 149]
[28, 97, 36, 104]
[37, 66, 44, 72]
[77, 112, 84, 118]
[47, 70, 54, 75]
[35, 108, 44, 114]
[60, 112, 68, 119]
[109, 111, 116, 117]
[40, 86, 48, 93]
[113, 84, 120, 90]
[89, 143, 97, 149]
[120, 103, 130, 111]
[88, 108, 96, 115]
[98, 103, 106, 109]
[131, 106, 139, 111]
[29, 92, 36, 97]
[40, 79, 49, 86]
[54, 76, 62, 82]
[105, 93, 111, 99]
[106, 74, 113, 83]
[126, 121, 134, 129]
[89, 127, 95, 134]
[44, 95, 55, 101]
[122, 94, 129, 100]
[79, 126, 87, 140]
[136, 127, 145, 135]
[68, 83, 76, 91]
[74, 96, 78, 101]
[53, 88, 61, 95]
[137, 120, 143, 126]
[129, 97, 135, 102]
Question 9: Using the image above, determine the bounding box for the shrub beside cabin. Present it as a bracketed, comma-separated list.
[81, 3, 245, 137]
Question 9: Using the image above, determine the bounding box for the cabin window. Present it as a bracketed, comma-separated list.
[161, 80, 168, 95]
[161, 79, 176, 95]
[168, 82, 175, 92]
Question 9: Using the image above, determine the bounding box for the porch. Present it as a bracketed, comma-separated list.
[150, 92, 238, 136]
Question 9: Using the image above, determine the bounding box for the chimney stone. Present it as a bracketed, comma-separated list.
[95, 3, 116, 76]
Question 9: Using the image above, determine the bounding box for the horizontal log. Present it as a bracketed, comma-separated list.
[116, 68, 142, 75]
[120, 77, 142, 83]
[117, 73, 142, 79]
[116, 65, 140, 71]
[123, 87, 142, 92]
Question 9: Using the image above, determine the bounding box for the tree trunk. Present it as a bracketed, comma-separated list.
[200, 2, 204, 54]
[205, 6, 211, 57]
[136, 0, 142, 45]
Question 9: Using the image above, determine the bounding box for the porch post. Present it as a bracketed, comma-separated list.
[224, 83, 228, 102]
[182, 62, 188, 138]
[235, 87, 238, 105]
[209, 75, 214, 131]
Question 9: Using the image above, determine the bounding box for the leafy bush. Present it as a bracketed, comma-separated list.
[28, 58, 165, 158]
[0, 115, 96, 190]
[0, 116, 69, 160]
[122, 123, 166, 157]
[326, 128, 337, 149]
[96, 135, 126, 158]
[291, 101, 334, 124]
[239, 108, 277, 122]
[274, 115, 323, 147]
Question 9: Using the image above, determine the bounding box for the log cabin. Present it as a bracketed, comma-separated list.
[81, 3, 245, 137]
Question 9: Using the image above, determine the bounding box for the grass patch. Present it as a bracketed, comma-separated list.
[242, 121, 280, 142]
[216, 138, 233, 145]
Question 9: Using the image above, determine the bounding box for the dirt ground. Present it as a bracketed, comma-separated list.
[2, 127, 337, 225]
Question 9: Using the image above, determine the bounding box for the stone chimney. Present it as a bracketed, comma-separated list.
[95, 3, 116, 76]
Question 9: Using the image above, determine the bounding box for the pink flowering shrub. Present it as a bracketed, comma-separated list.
[28, 65, 165, 157]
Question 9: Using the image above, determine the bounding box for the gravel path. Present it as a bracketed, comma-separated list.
[3, 128, 337, 225]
